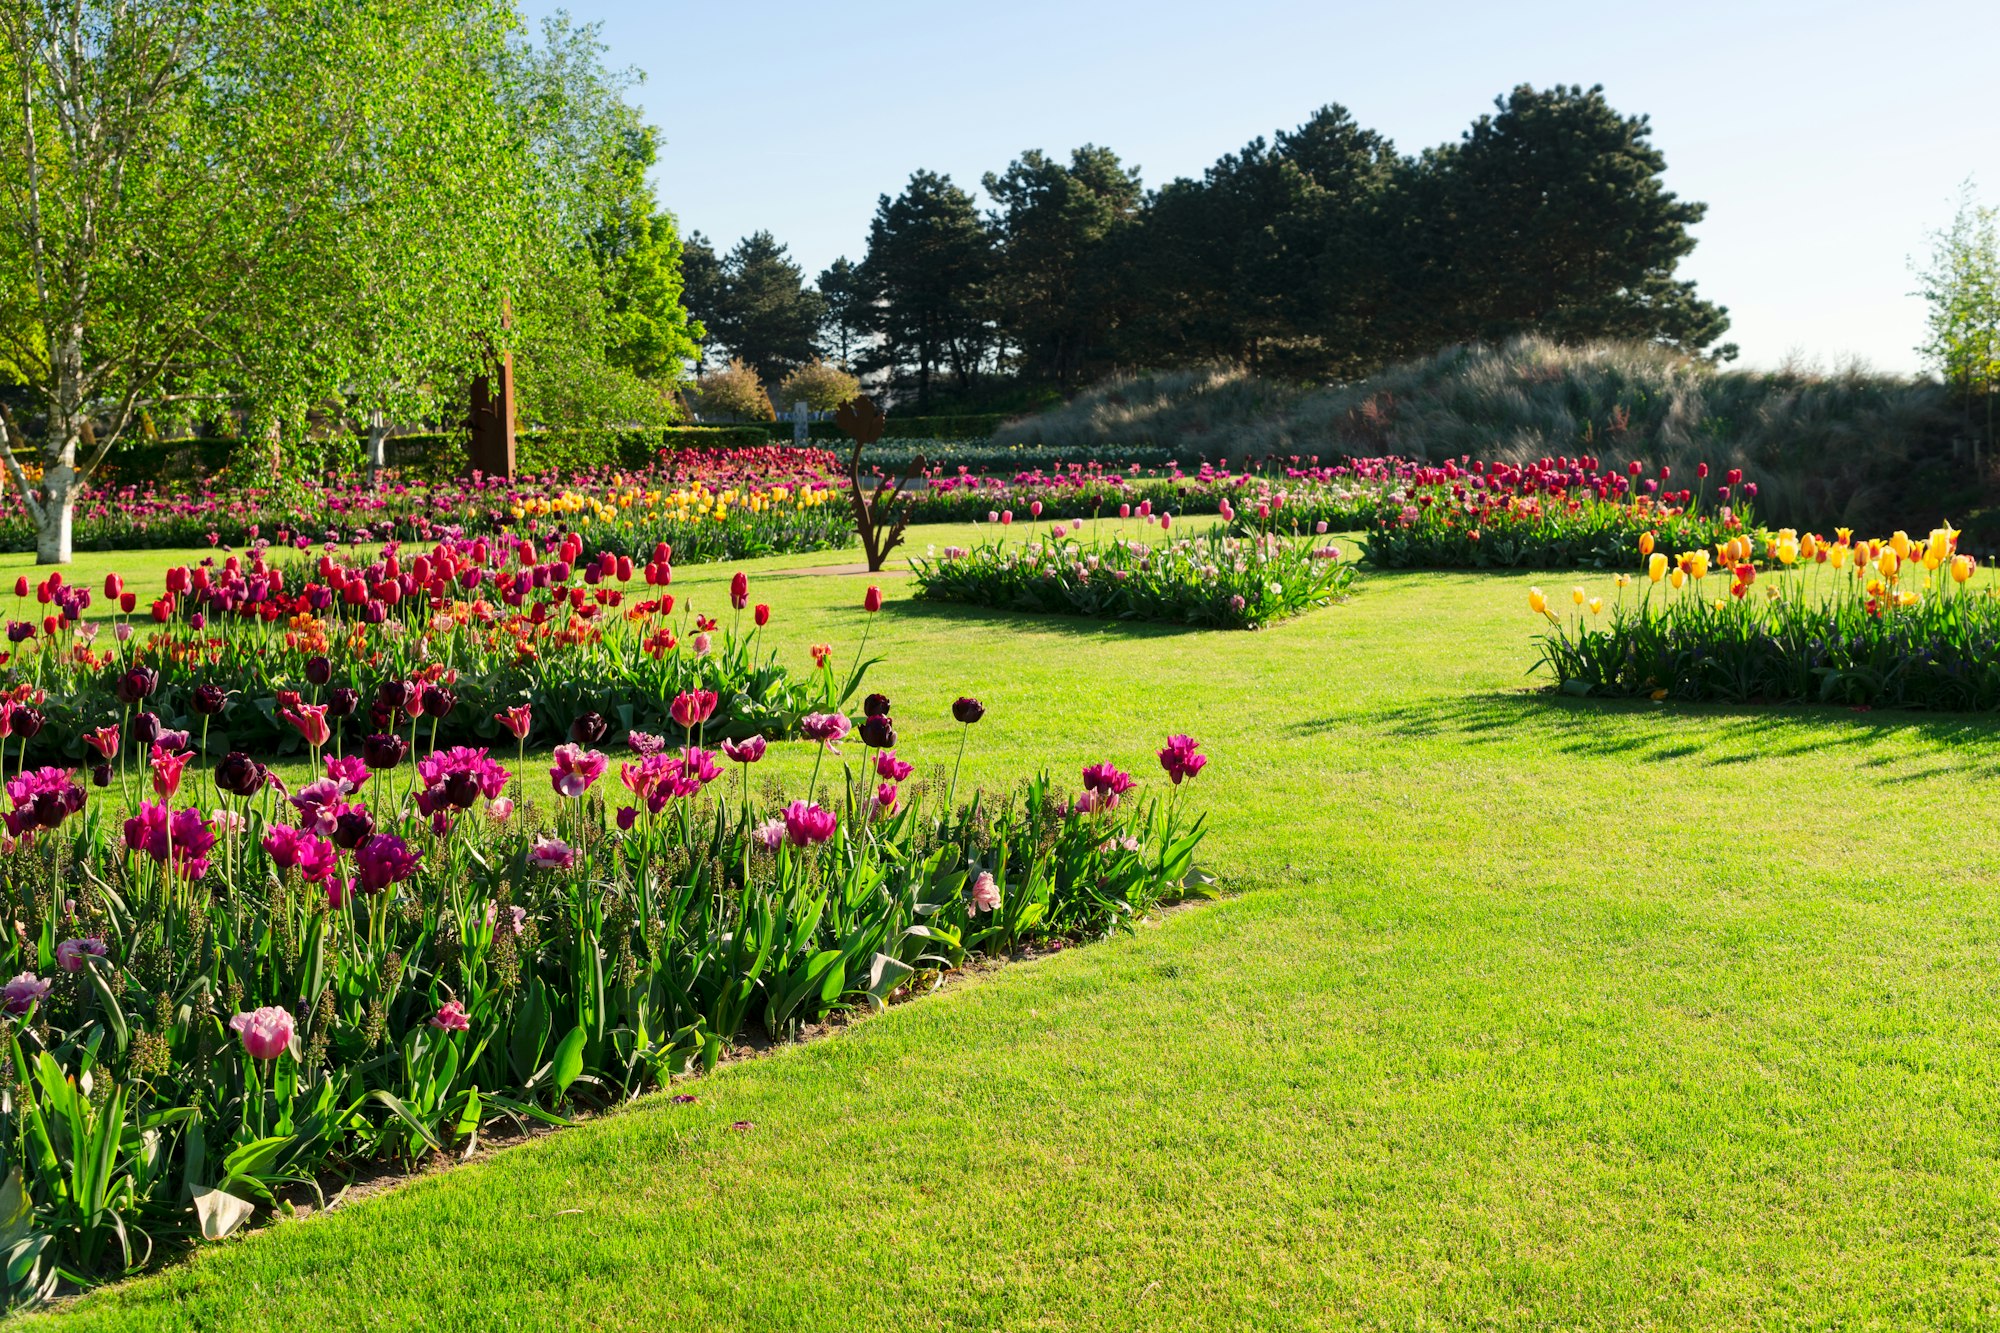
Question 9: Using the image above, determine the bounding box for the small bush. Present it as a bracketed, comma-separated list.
[694, 359, 775, 422]
[777, 360, 861, 413]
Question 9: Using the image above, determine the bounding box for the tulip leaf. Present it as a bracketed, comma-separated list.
[550, 1024, 587, 1098]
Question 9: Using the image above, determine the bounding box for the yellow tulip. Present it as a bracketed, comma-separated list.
[1588, 597, 1604, 615]
[1670, 568, 1686, 589]
[1648, 553, 1668, 582]
[1571, 587, 1585, 606]
[1528, 587, 1549, 615]
[1639, 531, 1655, 557]
[1878, 549, 1900, 579]
[1777, 539, 1799, 566]
[1952, 554, 1976, 583]
[1890, 530, 1910, 560]
[1690, 553, 1710, 579]
[1830, 544, 1849, 569]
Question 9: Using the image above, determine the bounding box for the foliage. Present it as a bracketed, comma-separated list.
[0, 0, 530, 562]
[682, 232, 825, 382]
[0, 670, 1208, 1301]
[1527, 523, 2000, 708]
[1911, 184, 2000, 450]
[776, 362, 861, 414]
[912, 525, 1354, 629]
[982, 146, 1141, 389]
[692, 361, 775, 423]
[856, 172, 996, 412]
[815, 257, 868, 368]
[819, 87, 1725, 405]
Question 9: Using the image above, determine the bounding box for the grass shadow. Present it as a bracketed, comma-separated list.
[1299, 688, 2000, 773]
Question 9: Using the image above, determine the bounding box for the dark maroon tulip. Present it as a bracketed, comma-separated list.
[214, 751, 266, 798]
[326, 687, 360, 719]
[362, 733, 408, 771]
[951, 697, 985, 725]
[332, 806, 376, 849]
[858, 714, 895, 750]
[116, 666, 158, 704]
[863, 693, 891, 718]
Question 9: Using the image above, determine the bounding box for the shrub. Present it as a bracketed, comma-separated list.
[693, 359, 775, 422]
[776, 360, 861, 413]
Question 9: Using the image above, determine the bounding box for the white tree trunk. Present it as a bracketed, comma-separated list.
[367, 410, 390, 487]
[34, 464, 73, 564]
[38, 330, 86, 565]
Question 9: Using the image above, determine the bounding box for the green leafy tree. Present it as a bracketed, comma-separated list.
[1912, 184, 2000, 451]
[859, 170, 996, 410]
[0, 0, 527, 562]
[498, 14, 694, 431]
[984, 145, 1141, 388]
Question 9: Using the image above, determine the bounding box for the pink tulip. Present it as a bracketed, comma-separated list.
[229, 1006, 295, 1060]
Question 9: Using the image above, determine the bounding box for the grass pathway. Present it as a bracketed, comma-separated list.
[25, 524, 2000, 1328]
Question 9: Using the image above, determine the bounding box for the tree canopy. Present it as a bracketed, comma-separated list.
[0, 1, 699, 561]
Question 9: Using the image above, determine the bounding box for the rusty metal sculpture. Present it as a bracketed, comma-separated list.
[835, 395, 924, 572]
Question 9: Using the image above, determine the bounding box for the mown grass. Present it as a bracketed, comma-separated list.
[22, 522, 2000, 1329]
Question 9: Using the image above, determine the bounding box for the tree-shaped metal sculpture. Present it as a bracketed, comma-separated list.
[835, 395, 926, 572]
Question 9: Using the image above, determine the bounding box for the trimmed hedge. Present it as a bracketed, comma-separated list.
[95, 426, 772, 485]
[721, 413, 1009, 443]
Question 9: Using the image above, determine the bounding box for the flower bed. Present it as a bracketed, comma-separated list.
[0, 672, 1213, 1302]
[1, 538, 863, 764]
[0, 447, 852, 556]
[911, 519, 1355, 629]
[1358, 456, 1755, 570]
[1527, 525, 2000, 708]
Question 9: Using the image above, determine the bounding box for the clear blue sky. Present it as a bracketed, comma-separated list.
[523, 0, 1999, 374]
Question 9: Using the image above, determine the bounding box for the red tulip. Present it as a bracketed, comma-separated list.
[103, 573, 122, 599]
[863, 585, 882, 614]
[10, 576, 23, 598]
[754, 603, 770, 627]
[119, 592, 135, 614]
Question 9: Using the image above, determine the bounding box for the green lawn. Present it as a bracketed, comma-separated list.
[25, 523, 2000, 1329]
